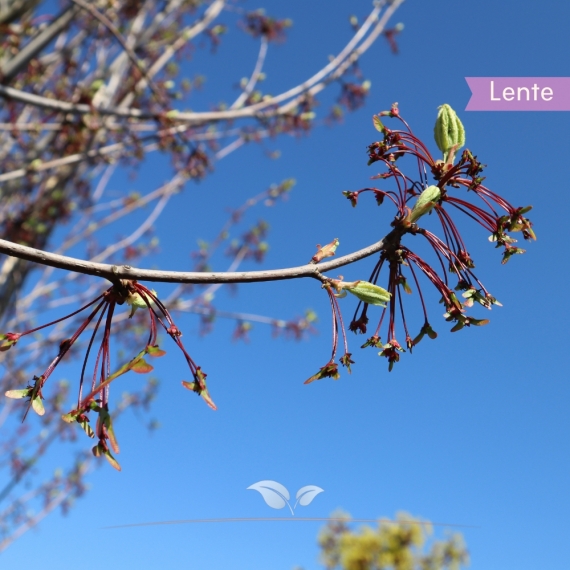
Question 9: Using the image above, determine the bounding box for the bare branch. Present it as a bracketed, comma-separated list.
[230, 37, 268, 110]
[0, 232, 397, 284]
[0, 6, 80, 80]
[0, 1, 399, 125]
[68, 0, 166, 105]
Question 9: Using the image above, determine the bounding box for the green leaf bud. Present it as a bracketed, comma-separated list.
[409, 185, 441, 223]
[340, 281, 391, 307]
[434, 104, 465, 162]
[126, 289, 157, 317]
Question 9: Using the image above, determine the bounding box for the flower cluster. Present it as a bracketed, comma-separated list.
[3, 280, 215, 470]
[308, 103, 535, 380]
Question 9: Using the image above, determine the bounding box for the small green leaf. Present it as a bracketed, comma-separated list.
[409, 185, 441, 223]
[5, 389, 29, 399]
[61, 411, 76, 423]
[426, 326, 438, 339]
[373, 115, 385, 133]
[80, 420, 94, 438]
[93, 444, 121, 471]
[182, 380, 217, 410]
[130, 358, 154, 374]
[31, 397, 45, 416]
[341, 281, 391, 307]
[106, 424, 119, 453]
[146, 345, 166, 358]
[361, 335, 382, 349]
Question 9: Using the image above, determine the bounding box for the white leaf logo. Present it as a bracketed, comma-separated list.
[295, 485, 324, 508]
[248, 480, 324, 515]
[247, 480, 293, 514]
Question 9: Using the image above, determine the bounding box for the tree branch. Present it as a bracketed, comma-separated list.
[68, 0, 166, 105]
[0, 231, 399, 284]
[0, 0, 401, 124]
[0, 5, 80, 80]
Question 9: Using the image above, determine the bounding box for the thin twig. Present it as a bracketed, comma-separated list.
[69, 0, 167, 105]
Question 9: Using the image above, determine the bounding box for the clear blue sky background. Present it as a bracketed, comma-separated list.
[3, 1, 570, 569]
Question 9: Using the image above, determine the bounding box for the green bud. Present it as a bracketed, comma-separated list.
[409, 185, 441, 223]
[126, 289, 157, 317]
[31, 396, 45, 416]
[434, 104, 465, 162]
[340, 281, 391, 307]
[5, 388, 29, 399]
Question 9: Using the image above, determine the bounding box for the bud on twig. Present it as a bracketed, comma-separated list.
[331, 279, 391, 307]
[434, 104, 465, 162]
[408, 185, 441, 223]
[311, 238, 340, 264]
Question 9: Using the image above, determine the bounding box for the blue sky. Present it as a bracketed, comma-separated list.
[2, 1, 570, 569]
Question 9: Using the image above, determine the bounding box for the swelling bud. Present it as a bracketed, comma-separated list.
[331, 280, 391, 307]
[434, 104, 465, 162]
[409, 185, 441, 223]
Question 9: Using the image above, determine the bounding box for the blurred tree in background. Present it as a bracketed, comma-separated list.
[312, 512, 468, 570]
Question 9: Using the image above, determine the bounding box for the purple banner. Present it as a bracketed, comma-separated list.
[465, 77, 570, 111]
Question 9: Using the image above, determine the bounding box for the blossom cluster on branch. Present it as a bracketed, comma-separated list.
[308, 103, 535, 380]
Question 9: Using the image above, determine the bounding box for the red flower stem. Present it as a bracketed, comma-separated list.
[20, 293, 106, 336]
[406, 259, 429, 321]
[438, 163, 463, 188]
[77, 301, 109, 404]
[435, 209, 457, 253]
[29, 296, 107, 407]
[90, 305, 110, 392]
[456, 179, 513, 212]
[402, 177, 425, 200]
[417, 233, 451, 286]
[391, 129, 434, 160]
[464, 185, 503, 217]
[423, 232, 458, 266]
[374, 306, 387, 337]
[138, 284, 174, 326]
[350, 299, 364, 324]
[137, 290, 158, 347]
[370, 256, 385, 284]
[449, 202, 495, 231]
[382, 163, 407, 211]
[422, 230, 473, 279]
[396, 275, 410, 341]
[444, 197, 496, 231]
[405, 249, 453, 305]
[326, 288, 339, 361]
[170, 337, 199, 376]
[330, 292, 349, 356]
[389, 145, 432, 167]
[359, 187, 400, 208]
[145, 299, 198, 374]
[465, 270, 489, 295]
[387, 262, 398, 340]
[101, 301, 116, 405]
[436, 207, 468, 252]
